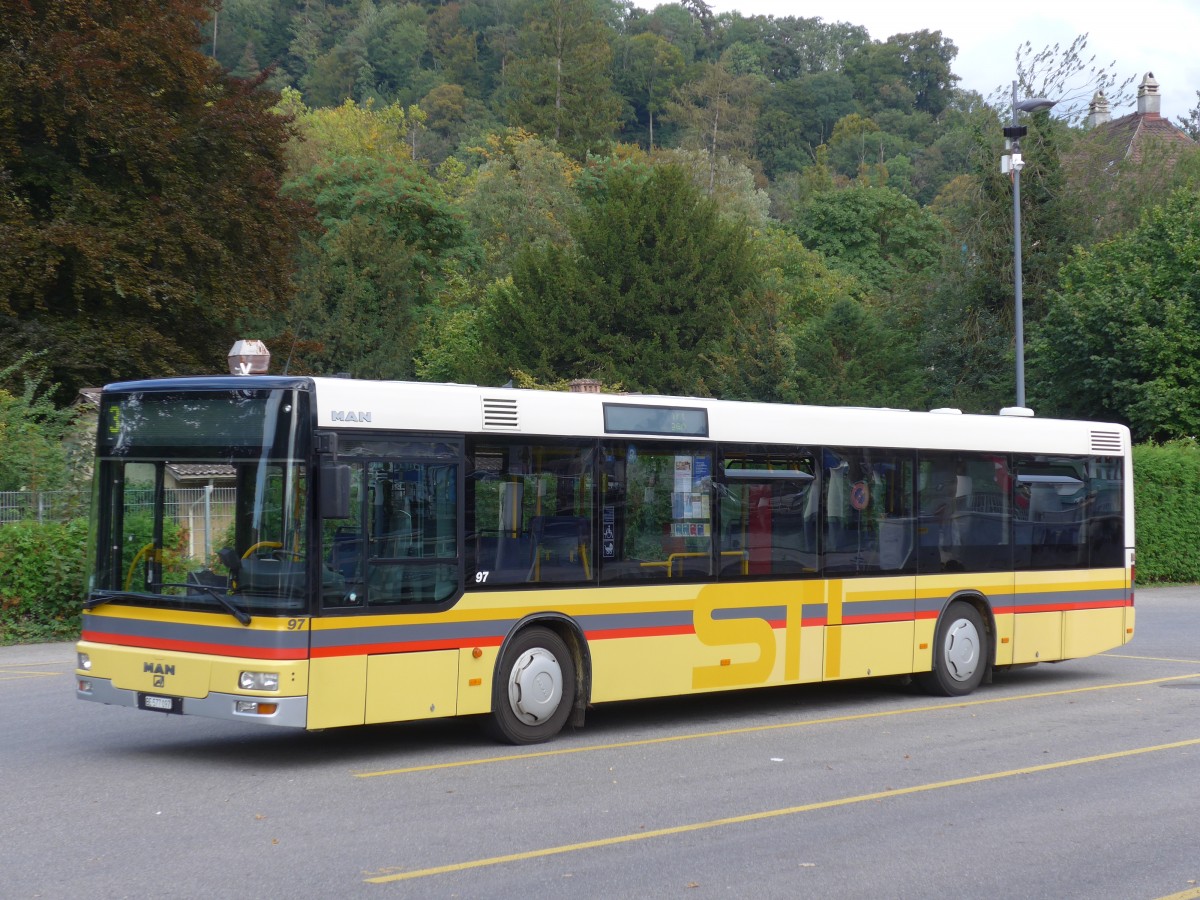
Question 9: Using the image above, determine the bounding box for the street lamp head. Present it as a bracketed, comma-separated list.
[1016, 96, 1057, 114]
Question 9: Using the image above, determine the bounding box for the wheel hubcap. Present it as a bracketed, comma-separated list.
[507, 648, 563, 725]
[944, 617, 981, 682]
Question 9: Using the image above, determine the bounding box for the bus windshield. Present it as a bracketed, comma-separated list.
[88, 386, 312, 618]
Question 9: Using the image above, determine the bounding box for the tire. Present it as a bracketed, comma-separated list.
[488, 626, 576, 745]
[917, 600, 988, 697]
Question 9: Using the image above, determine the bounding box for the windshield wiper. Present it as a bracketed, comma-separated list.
[84, 587, 252, 627]
[84, 590, 150, 610]
[158, 582, 252, 626]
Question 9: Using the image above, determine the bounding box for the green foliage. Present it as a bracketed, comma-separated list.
[458, 130, 582, 279]
[754, 72, 857, 177]
[1031, 189, 1200, 441]
[1132, 442, 1200, 584]
[666, 60, 763, 183]
[279, 153, 480, 379]
[617, 31, 687, 149]
[0, 356, 73, 493]
[0, 0, 306, 398]
[791, 184, 946, 294]
[479, 162, 758, 394]
[843, 30, 959, 116]
[0, 519, 89, 644]
[503, 0, 623, 159]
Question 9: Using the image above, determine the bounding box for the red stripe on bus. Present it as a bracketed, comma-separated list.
[585, 625, 695, 641]
[840, 613, 915, 625]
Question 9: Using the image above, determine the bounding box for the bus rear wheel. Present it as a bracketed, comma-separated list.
[488, 626, 576, 744]
[918, 601, 987, 697]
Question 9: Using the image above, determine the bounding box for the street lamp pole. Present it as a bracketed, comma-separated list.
[1003, 81, 1057, 410]
[1010, 81, 1028, 409]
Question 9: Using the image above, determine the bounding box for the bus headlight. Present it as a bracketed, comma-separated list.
[77, 652, 91, 671]
[239, 671, 279, 691]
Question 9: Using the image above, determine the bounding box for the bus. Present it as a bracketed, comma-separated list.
[76, 375, 1134, 743]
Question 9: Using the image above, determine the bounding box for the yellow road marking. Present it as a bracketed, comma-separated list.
[1155, 888, 1200, 900]
[364, 736, 1200, 884]
[354, 672, 1200, 778]
[0, 669, 62, 682]
[1104, 653, 1200, 665]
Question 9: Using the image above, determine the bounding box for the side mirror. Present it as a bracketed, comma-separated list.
[320, 463, 352, 519]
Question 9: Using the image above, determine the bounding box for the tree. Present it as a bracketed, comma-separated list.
[0, 0, 305, 398]
[458, 129, 582, 279]
[0, 356, 72, 493]
[479, 163, 758, 394]
[1177, 91, 1200, 141]
[1030, 189, 1200, 442]
[503, 0, 622, 158]
[754, 71, 856, 178]
[665, 59, 762, 193]
[280, 152, 479, 380]
[843, 31, 958, 117]
[998, 33, 1135, 125]
[791, 184, 946, 294]
[618, 31, 686, 148]
[708, 226, 861, 404]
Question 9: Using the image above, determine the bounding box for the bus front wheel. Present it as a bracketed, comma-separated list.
[489, 626, 576, 744]
[918, 600, 988, 697]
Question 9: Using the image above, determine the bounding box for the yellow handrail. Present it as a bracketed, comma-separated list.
[123, 542, 158, 590]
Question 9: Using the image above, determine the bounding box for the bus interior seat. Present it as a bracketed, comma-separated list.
[528, 515, 591, 582]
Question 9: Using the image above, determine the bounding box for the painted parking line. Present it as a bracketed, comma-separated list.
[0, 668, 63, 682]
[1104, 653, 1200, 665]
[363, 736, 1200, 884]
[1154, 888, 1200, 900]
[354, 672, 1200, 779]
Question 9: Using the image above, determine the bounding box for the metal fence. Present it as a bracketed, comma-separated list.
[0, 487, 237, 562]
[0, 490, 89, 526]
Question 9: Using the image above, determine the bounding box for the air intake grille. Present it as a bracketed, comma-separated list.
[482, 396, 519, 431]
[1091, 430, 1123, 454]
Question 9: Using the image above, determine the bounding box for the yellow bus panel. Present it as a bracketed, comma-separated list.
[365, 650, 458, 724]
[1063, 606, 1127, 658]
[1011, 611, 1063, 663]
[458, 646, 499, 715]
[308, 656, 366, 728]
[826, 621, 916, 681]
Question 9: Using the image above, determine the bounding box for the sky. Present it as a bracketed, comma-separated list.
[675, 0, 1200, 122]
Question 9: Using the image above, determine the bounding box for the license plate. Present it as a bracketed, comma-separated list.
[138, 693, 183, 714]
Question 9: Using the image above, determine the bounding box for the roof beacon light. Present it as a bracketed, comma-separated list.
[228, 340, 271, 376]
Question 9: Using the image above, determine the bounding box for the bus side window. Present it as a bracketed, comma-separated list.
[919, 452, 1011, 573]
[600, 443, 713, 583]
[1013, 455, 1089, 570]
[824, 448, 915, 575]
[718, 446, 817, 578]
[467, 442, 595, 587]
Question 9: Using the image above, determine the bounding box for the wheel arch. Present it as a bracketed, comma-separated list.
[495, 613, 592, 727]
[937, 589, 997, 682]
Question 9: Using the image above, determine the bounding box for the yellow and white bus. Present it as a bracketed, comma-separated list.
[76, 376, 1134, 743]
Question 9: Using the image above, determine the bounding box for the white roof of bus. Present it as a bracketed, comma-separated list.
[309, 378, 1129, 456]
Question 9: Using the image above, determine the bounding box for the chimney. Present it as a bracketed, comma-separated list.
[1137, 72, 1161, 117]
[1087, 90, 1111, 128]
[568, 379, 602, 394]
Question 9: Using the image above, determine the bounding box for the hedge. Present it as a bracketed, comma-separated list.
[1132, 441, 1200, 584]
[0, 518, 89, 644]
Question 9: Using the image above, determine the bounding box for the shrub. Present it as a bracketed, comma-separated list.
[1132, 441, 1200, 583]
[0, 518, 89, 644]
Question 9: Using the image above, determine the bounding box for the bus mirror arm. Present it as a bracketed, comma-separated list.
[321, 463, 352, 519]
